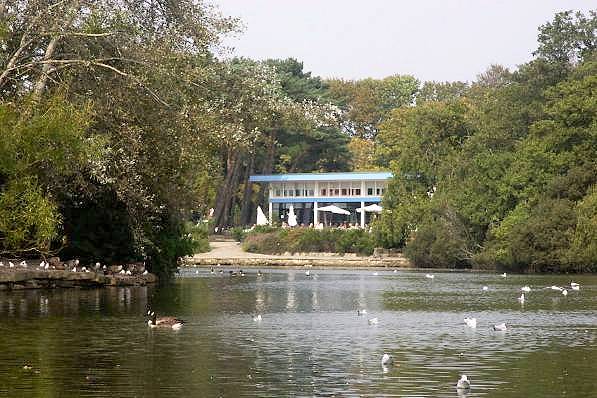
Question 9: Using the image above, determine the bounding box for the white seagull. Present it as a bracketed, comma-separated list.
[381, 353, 393, 366]
[521, 286, 531, 292]
[518, 293, 525, 304]
[252, 314, 262, 322]
[305, 270, 310, 277]
[562, 289, 568, 296]
[500, 273, 507, 278]
[464, 317, 477, 328]
[9, 262, 15, 268]
[368, 317, 379, 325]
[570, 282, 580, 291]
[493, 323, 507, 331]
[482, 286, 489, 291]
[425, 273, 435, 279]
[550, 285, 563, 291]
[456, 375, 471, 390]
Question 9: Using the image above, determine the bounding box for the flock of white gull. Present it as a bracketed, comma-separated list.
[138, 267, 585, 392]
[0, 260, 148, 276]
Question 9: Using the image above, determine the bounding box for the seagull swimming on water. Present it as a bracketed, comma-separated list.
[425, 273, 434, 279]
[518, 293, 525, 304]
[562, 289, 568, 296]
[381, 353, 393, 366]
[482, 286, 489, 291]
[570, 282, 580, 291]
[368, 317, 379, 325]
[521, 286, 531, 292]
[501, 273, 507, 278]
[493, 323, 507, 331]
[456, 375, 471, 390]
[464, 317, 477, 328]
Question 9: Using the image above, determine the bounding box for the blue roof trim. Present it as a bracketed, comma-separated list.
[250, 172, 392, 182]
[270, 197, 382, 204]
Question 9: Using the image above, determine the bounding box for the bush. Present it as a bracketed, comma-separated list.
[242, 227, 375, 256]
[185, 222, 210, 253]
[231, 226, 247, 242]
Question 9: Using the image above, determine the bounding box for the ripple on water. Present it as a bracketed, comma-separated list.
[0, 269, 596, 397]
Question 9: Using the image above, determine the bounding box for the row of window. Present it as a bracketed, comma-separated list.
[271, 185, 385, 197]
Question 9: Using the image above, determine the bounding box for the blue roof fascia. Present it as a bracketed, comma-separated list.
[270, 197, 382, 204]
[249, 172, 392, 182]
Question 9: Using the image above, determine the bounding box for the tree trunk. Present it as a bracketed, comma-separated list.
[32, 34, 61, 100]
[213, 150, 244, 229]
[239, 155, 255, 226]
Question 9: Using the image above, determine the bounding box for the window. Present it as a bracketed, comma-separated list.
[351, 188, 361, 196]
[333, 188, 340, 196]
[274, 189, 282, 197]
[341, 188, 348, 196]
[307, 189, 315, 196]
[295, 189, 302, 196]
[367, 188, 373, 195]
[376, 188, 382, 195]
[321, 189, 327, 196]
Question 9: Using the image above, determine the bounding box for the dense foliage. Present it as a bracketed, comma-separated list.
[1, 3, 594, 275]
[375, 11, 597, 272]
[242, 228, 375, 256]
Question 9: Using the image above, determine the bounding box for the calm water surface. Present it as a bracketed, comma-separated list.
[1, 269, 596, 397]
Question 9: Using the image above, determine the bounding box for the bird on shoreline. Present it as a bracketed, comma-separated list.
[146, 311, 185, 330]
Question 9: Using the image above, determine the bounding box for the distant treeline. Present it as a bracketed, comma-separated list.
[374, 11, 596, 272]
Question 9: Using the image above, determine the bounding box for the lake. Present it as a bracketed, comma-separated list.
[1, 268, 596, 397]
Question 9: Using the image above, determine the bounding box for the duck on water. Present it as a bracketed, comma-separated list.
[146, 311, 185, 330]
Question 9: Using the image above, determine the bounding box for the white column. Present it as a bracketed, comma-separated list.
[360, 201, 365, 228]
[268, 202, 273, 225]
[314, 201, 318, 226]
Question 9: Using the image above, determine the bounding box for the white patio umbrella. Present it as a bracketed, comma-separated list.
[356, 203, 383, 213]
[317, 205, 351, 215]
[287, 205, 298, 227]
[256, 206, 269, 226]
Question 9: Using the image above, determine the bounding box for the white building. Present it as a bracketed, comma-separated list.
[249, 171, 392, 227]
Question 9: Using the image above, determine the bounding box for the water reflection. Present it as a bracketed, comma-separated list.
[0, 269, 596, 397]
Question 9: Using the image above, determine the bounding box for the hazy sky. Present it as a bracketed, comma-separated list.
[210, 0, 594, 82]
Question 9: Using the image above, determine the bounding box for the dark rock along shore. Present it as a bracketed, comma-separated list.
[0, 258, 157, 290]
